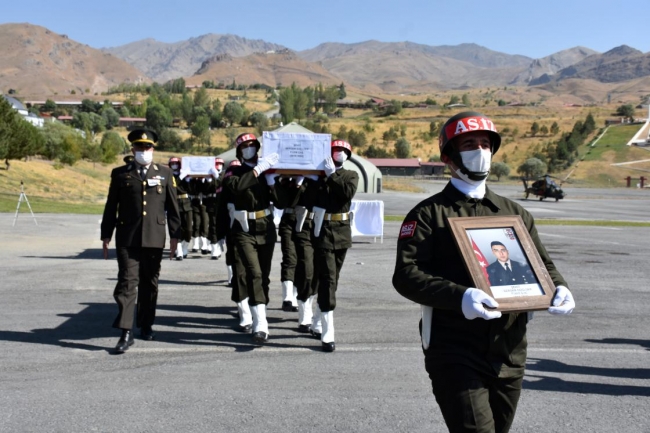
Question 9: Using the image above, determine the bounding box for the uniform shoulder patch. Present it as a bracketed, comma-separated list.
[399, 221, 417, 239]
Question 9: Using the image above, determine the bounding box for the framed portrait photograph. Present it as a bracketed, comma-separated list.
[447, 215, 556, 313]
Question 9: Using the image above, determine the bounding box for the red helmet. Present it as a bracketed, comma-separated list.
[215, 158, 225, 167]
[235, 133, 260, 160]
[332, 139, 352, 157]
[235, 133, 260, 148]
[438, 111, 501, 156]
[168, 157, 181, 168]
[229, 160, 241, 167]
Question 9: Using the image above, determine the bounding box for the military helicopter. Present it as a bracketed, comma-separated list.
[522, 174, 566, 201]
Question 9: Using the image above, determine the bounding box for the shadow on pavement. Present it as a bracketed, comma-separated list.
[0, 302, 316, 354]
[525, 357, 650, 396]
[584, 337, 650, 350]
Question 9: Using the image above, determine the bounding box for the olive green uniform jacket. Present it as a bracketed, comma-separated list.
[392, 182, 568, 378]
[312, 168, 359, 250]
[223, 164, 277, 244]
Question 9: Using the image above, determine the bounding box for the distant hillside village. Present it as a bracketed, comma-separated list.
[1, 93, 450, 182]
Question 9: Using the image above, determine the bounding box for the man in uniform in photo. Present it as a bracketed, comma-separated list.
[101, 129, 181, 353]
[392, 112, 575, 432]
[486, 241, 535, 286]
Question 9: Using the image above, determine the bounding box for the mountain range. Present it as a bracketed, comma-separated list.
[2, 23, 650, 102]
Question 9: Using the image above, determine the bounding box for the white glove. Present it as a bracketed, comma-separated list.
[253, 153, 280, 176]
[294, 175, 304, 186]
[461, 288, 502, 320]
[208, 167, 221, 178]
[264, 173, 277, 186]
[306, 174, 320, 181]
[548, 285, 575, 315]
[323, 156, 336, 177]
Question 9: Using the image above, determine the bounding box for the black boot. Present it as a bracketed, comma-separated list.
[322, 342, 335, 352]
[141, 326, 155, 341]
[115, 330, 134, 353]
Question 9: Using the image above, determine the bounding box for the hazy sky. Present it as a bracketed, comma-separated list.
[4, 0, 648, 58]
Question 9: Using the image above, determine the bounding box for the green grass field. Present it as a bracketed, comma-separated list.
[583, 124, 639, 162]
[0, 192, 104, 214]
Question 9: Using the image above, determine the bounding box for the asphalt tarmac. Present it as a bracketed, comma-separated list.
[1, 186, 649, 432]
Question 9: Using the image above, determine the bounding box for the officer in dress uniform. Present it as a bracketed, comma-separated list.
[309, 139, 358, 352]
[223, 133, 279, 344]
[101, 129, 181, 353]
[168, 157, 193, 260]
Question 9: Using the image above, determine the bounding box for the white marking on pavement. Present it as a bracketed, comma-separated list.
[70, 345, 649, 355]
[525, 208, 562, 213]
[539, 232, 639, 246]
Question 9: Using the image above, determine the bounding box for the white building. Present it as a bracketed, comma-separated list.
[2, 94, 45, 127]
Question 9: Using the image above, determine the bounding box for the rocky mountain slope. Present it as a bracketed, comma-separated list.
[0, 23, 149, 98]
[3, 22, 650, 102]
[530, 45, 650, 85]
[185, 50, 342, 88]
[104, 34, 287, 83]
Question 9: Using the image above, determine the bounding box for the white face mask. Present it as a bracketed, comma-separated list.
[332, 151, 348, 163]
[460, 148, 491, 173]
[241, 147, 257, 160]
[135, 150, 153, 166]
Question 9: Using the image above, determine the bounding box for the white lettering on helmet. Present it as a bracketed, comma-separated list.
[454, 117, 496, 137]
[454, 121, 468, 135]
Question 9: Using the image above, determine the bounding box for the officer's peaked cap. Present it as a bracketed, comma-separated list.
[128, 128, 158, 146]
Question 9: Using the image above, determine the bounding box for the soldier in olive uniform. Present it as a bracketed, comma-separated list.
[168, 157, 192, 260]
[310, 140, 358, 352]
[206, 158, 225, 260]
[101, 129, 181, 353]
[392, 112, 576, 433]
[275, 174, 321, 331]
[273, 175, 301, 312]
[223, 133, 279, 344]
[216, 159, 252, 332]
[188, 176, 211, 255]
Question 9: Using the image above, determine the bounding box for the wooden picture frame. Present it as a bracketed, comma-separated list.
[447, 215, 556, 313]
